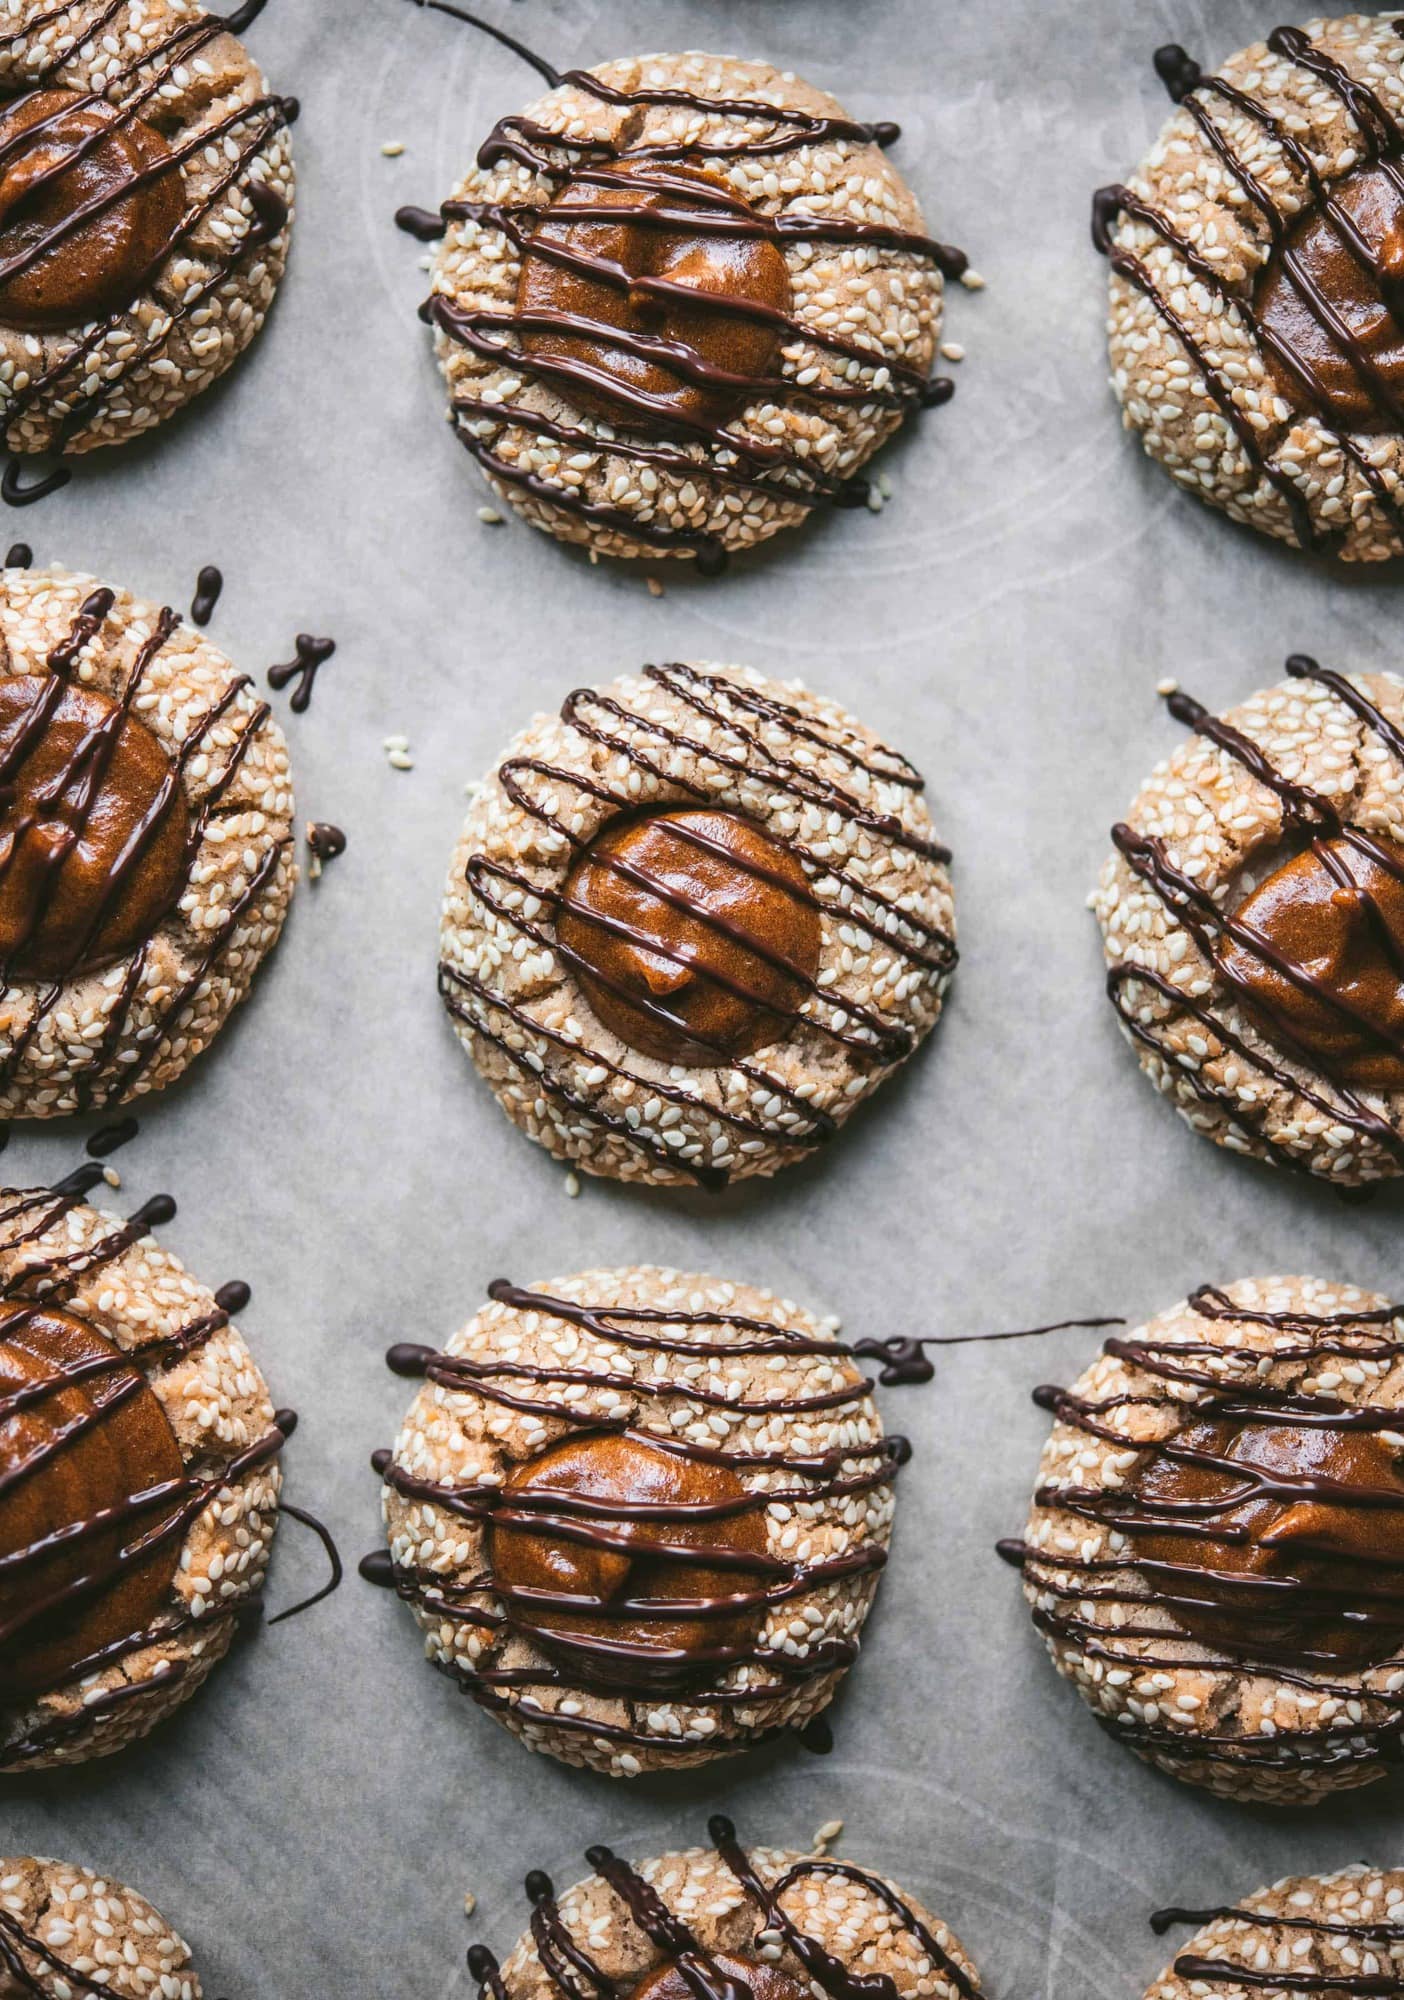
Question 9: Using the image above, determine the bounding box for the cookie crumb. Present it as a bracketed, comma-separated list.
[383, 734, 409, 752]
[939, 341, 966, 362]
[960, 268, 987, 290]
[866, 486, 884, 514]
[477, 507, 504, 525]
[388, 750, 414, 771]
[877, 471, 893, 500]
[382, 140, 405, 157]
[464, 780, 482, 801]
[564, 1172, 581, 1198]
[1156, 676, 1179, 696]
[646, 576, 665, 598]
[463, 1892, 477, 1919]
[102, 1166, 121, 1190]
[812, 1819, 843, 1853]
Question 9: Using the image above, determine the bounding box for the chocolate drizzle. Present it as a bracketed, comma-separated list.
[467, 1821, 980, 2000]
[0, 584, 290, 1111]
[0, 5, 295, 470]
[1002, 1287, 1404, 1777]
[441, 663, 955, 1186]
[418, 37, 964, 562]
[306, 820, 346, 863]
[366, 1276, 912, 1750]
[0, 1170, 301, 1766]
[1107, 656, 1404, 1173]
[1151, 1900, 1404, 1995]
[1093, 25, 1404, 552]
[85, 1113, 138, 1157]
[3, 543, 29, 568]
[268, 633, 334, 714]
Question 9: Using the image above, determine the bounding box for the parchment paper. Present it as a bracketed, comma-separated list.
[3, 2, 1401, 1994]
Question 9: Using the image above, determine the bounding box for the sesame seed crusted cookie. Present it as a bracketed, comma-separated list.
[1096, 15, 1404, 560]
[1004, 1276, 1404, 1805]
[425, 49, 958, 568]
[439, 662, 956, 1187]
[0, 1172, 288, 1770]
[0, 0, 295, 471]
[470, 1823, 981, 2000]
[368, 1266, 903, 1777]
[0, 1856, 201, 1999]
[1146, 1867, 1404, 2000]
[1093, 658, 1404, 1184]
[0, 564, 294, 1121]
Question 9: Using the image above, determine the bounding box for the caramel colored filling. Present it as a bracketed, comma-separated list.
[556, 807, 822, 1067]
[0, 673, 191, 981]
[0, 1300, 184, 1700]
[0, 88, 184, 333]
[629, 1959, 809, 2000]
[1218, 836, 1404, 1090]
[1133, 1415, 1404, 1669]
[518, 159, 791, 426]
[490, 1431, 770, 1687]
[1255, 163, 1404, 433]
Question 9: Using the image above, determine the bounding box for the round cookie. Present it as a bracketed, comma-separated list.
[1146, 1868, 1404, 2000]
[439, 662, 956, 1186]
[0, 564, 294, 1121]
[367, 1266, 905, 1776]
[469, 1822, 980, 2000]
[1095, 14, 1404, 560]
[0, 0, 295, 472]
[425, 51, 961, 568]
[0, 1856, 201, 1999]
[1003, 1276, 1404, 1805]
[0, 1170, 289, 1770]
[1093, 657, 1404, 1185]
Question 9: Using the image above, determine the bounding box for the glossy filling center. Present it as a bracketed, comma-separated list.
[1218, 835, 1404, 1090]
[1255, 163, 1404, 433]
[489, 1431, 770, 1687]
[518, 159, 792, 427]
[0, 88, 185, 332]
[0, 672, 191, 981]
[628, 1958, 810, 2000]
[0, 1300, 184, 1700]
[556, 807, 822, 1067]
[1132, 1414, 1404, 1669]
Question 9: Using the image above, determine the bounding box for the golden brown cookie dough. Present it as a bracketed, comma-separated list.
[0, 1173, 288, 1770]
[369, 1266, 903, 1775]
[0, 1855, 202, 1998]
[425, 51, 961, 567]
[0, 0, 296, 468]
[0, 565, 294, 1122]
[440, 663, 956, 1186]
[1145, 1868, 1404, 2000]
[1093, 658, 1404, 1184]
[469, 1825, 981, 2000]
[1096, 14, 1404, 559]
[1004, 1277, 1404, 1804]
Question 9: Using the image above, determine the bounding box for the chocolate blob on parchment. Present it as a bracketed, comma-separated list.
[0, 672, 191, 981]
[491, 1430, 770, 1686]
[0, 89, 185, 333]
[556, 807, 822, 1067]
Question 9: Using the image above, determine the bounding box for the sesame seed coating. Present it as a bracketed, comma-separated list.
[379, 1265, 895, 1776]
[0, 0, 294, 460]
[1016, 1276, 1404, 1805]
[1092, 668, 1404, 1184]
[0, 1855, 201, 2000]
[1146, 1866, 1404, 2000]
[440, 662, 955, 1186]
[494, 1844, 979, 2000]
[0, 565, 294, 1119]
[0, 1189, 281, 1772]
[430, 51, 941, 563]
[1102, 13, 1404, 560]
